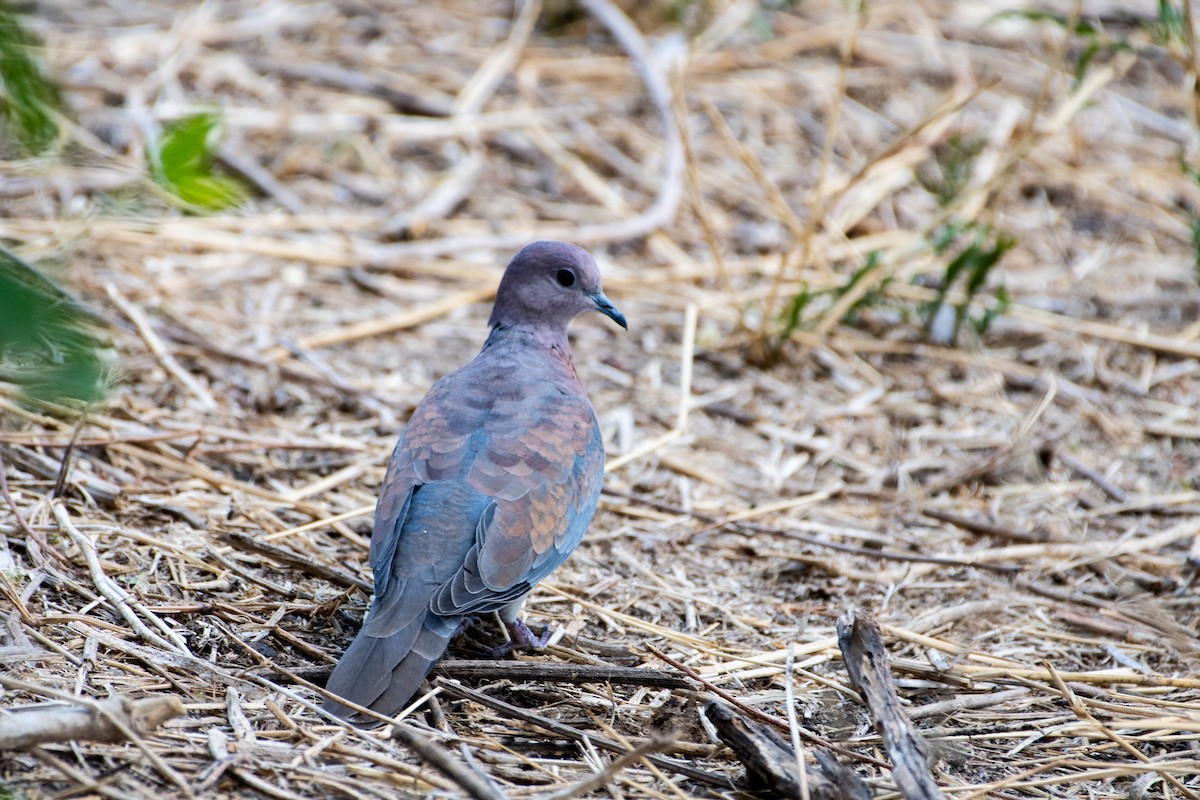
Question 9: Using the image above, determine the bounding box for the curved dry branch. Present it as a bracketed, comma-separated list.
[363, 0, 683, 265]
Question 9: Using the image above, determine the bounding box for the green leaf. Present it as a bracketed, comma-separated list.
[0, 2, 68, 154]
[932, 221, 968, 253]
[989, 9, 1099, 36]
[0, 248, 109, 404]
[835, 251, 890, 322]
[974, 284, 1010, 335]
[1073, 39, 1100, 84]
[1155, 0, 1187, 45]
[1181, 150, 1200, 187]
[779, 284, 815, 337]
[1191, 216, 1200, 287]
[0, 782, 29, 800]
[169, 171, 247, 210]
[922, 222, 1015, 345]
[151, 112, 247, 211]
[962, 230, 1016, 298]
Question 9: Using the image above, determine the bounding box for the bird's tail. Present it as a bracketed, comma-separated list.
[323, 612, 459, 726]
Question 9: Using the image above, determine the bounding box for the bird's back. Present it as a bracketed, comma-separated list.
[324, 327, 604, 722]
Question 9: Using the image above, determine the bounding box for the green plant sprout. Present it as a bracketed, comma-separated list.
[776, 251, 890, 347]
[149, 112, 247, 211]
[922, 222, 1015, 345]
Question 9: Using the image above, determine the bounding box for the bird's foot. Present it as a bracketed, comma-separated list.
[507, 617, 552, 649]
[489, 618, 552, 658]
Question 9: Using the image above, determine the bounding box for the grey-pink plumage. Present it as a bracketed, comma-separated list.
[324, 241, 625, 725]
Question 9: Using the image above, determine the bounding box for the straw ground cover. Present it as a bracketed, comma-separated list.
[2, 0, 1200, 796]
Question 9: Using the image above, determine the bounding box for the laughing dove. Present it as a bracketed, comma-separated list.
[324, 241, 626, 724]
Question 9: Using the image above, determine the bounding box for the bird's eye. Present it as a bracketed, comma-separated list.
[556, 269, 576, 287]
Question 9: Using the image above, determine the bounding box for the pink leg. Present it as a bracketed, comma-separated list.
[488, 617, 551, 657]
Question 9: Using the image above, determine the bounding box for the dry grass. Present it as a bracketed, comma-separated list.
[3, 0, 1200, 797]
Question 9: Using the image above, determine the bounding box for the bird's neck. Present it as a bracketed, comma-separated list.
[484, 323, 572, 353]
[483, 324, 579, 376]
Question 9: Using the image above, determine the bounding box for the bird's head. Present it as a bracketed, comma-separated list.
[489, 241, 627, 334]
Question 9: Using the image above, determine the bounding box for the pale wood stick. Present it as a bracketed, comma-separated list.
[105, 282, 217, 411]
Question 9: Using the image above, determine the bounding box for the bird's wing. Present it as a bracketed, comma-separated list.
[365, 358, 489, 596]
[429, 399, 604, 616]
[376, 349, 604, 618]
[367, 465, 417, 602]
[362, 370, 480, 638]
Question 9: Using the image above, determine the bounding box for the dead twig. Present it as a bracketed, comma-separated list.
[1054, 450, 1128, 503]
[382, 147, 482, 239]
[0, 676, 191, 795]
[920, 508, 1047, 544]
[105, 282, 218, 411]
[0, 450, 49, 564]
[263, 287, 495, 360]
[279, 659, 692, 689]
[391, 724, 510, 800]
[246, 57, 453, 116]
[434, 659, 691, 689]
[432, 678, 733, 788]
[837, 610, 945, 800]
[220, 530, 372, 592]
[921, 378, 1056, 495]
[216, 144, 307, 214]
[542, 733, 678, 800]
[606, 488, 1023, 574]
[702, 702, 870, 800]
[1041, 663, 1199, 800]
[644, 644, 887, 770]
[52, 502, 191, 655]
[0, 695, 184, 750]
[0, 443, 120, 504]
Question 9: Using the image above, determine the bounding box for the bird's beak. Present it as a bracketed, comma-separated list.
[590, 292, 627, 330]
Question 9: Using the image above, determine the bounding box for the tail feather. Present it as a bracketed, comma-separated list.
[323, 612, 458, 726]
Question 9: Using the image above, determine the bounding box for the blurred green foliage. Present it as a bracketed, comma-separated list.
[922, 222, 1014, 344]
[778, 252, 889, 339]
[917, 134, 985, 207]
[0, 249, 109, 404]
[1003, 3, 1200, 283]
[997, 2, 1192, 84]
[992, 9, 1099, 36]
[150, 112, 247, 211]
[1179, 157, 1200, 286]
[1191, 218, 1200, 287]
[0, 2, 68, 154]
[1153, 0, 1189, 45]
